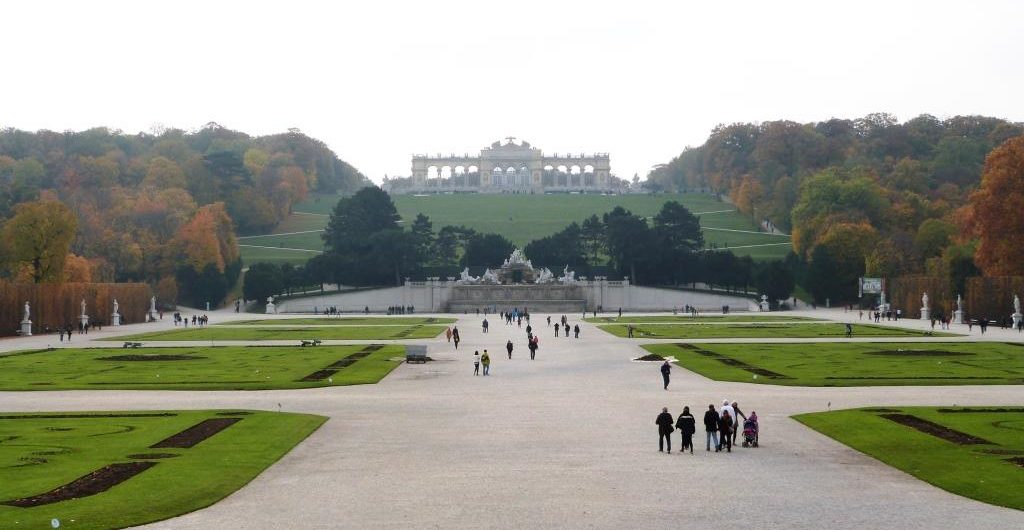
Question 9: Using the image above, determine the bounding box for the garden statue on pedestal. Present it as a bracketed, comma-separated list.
[111, 299, 121, 326]
[265, 296, 276, 314]
[79, 299, 89, 329]
[759, 294, 770, 312]
[920, 291, 931, 321]
[1013, 294, 1022, 329]
[20, 301, 32, 336]
[148, 296, 159, 322]
[953, 294, 965, 324]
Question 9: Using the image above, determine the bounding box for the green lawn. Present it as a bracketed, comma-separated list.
[240, 192, 793, 265]
[225, 317, 455, 326]
[0, 410, 324, 529]
[0, 345, 407, 390]
[585, 315, 819, 324]
[643, 341, 1024, 386]
[118, 324, 446, 341]
[795, 407, 1024, 510]
[601, 322, 947, 339]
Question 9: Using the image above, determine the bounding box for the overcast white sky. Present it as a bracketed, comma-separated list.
[2, 1, 1022, 183]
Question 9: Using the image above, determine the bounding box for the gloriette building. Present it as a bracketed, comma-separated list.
[387, 137, 615, 193]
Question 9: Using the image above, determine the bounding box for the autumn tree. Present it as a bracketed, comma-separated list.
[1, 199, 78, 283]
[962, 136, 1024, 276]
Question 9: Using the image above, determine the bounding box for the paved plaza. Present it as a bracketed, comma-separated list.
[1, 309, 1022, 529]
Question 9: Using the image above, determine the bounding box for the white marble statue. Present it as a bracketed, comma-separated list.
[80, 299, 87, 316]
[957, 294, 963, 313]
[266, 295, 274, 304]
[22, 301, 30, 322]
[112, 299, 119, 315]
[921, 292, 929, 308]
[502, 249, 534, 270]
[558, 265, 576, 284]
[150, 296, 157, 312]
[481, 268, 499, 284]
[535, 267, 554, 284]
[458, 267, 478, 284]
[1015, 294, 1021, 315]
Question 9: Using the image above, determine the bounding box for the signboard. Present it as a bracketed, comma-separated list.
[860, 277, 883, 296]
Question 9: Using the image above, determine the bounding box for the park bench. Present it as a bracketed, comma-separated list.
[300, 339, 322, 347]
[122, 342, 143, 348]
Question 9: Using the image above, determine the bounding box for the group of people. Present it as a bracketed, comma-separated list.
[550, 315, 580, 339]
[386, 305, 415, 315]
[173, 312, 209, 327]
[656, 400, 757, 454]
[58, 321, 100, 341]
[445, 326, 461, 348]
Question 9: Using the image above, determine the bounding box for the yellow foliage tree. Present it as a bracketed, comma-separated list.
[1, 199, 78, 283]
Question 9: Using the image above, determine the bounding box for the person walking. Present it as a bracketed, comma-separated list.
[481, 350, 491, 376]
[528, 336, 538, 360]
[452, 327, 461, 349]
[547, 315, 551, 326]
[473, 351, 480, 376]
[660, 360, 671, 390]
[573, 324, 580, 338]
[506, 339, 514, 360]
[554, 323, 560, 337]
[482, 319, 489, 333]
[627, 324, 634, 338]
[719, 410, 733, 453]
[675, 406, 696, 454]
[704, 405, 720, 451]
[446, 327, 453, 343]
[656, 407, 674, 453]
[730, 401, 747, 446]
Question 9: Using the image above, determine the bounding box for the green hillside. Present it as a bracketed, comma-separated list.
[239, 192, 792, 265]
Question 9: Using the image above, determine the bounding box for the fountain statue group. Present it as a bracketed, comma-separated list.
[457, 249, 577, 285]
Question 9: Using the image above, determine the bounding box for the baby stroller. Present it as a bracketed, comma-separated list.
[741, 416, 759, 447]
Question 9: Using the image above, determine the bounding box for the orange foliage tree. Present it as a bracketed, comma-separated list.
[962, 136, 1024, 275]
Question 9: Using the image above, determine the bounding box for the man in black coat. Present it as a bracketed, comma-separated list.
[703, 404, 720, 451]
[656, 407, 674, 453]
[675, 406, 696, 454]
[660, 360, 671, 390]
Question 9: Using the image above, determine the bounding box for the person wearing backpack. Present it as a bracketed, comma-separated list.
[675, 406, 696, 454]
[656, 407, 675, 453]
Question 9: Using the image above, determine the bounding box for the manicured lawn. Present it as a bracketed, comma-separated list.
[643, 342, 1024, 386]
[117, 324, 446, 341]
[226, 317, 455, 326]
[585, 315, 819, 324]
[0, 410, 325, 529]
[600, 322, 948, 339]
[795, 407, 1024, 510]
[0, 345, 407, 390]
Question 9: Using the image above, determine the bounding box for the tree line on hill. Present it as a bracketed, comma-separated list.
[647, 114, 1024, 303]
[0, 124, 368, 307]
[243, 187, 795, 306]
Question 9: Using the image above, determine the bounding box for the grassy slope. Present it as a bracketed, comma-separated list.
[225, 317, 455, 326]
[794, 407, 1024, 510]
[118, 324, 446, 341]
[601, 322, 948, 339]
[0, 345, 406, 390]
[644, 341, 1024, 386]
[0, 410, 325, 529]
[240, 192, 792, 265]
[584, 315, 819, 323]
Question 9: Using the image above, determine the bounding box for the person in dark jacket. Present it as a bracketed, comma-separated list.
[719, 410, 733, 453]
[660, 360, 671, 390]
[656, 407, 674, 453]
[703, 404, 720, 451]
[675, 406, 696, 454]
[506, 339, 514, 359]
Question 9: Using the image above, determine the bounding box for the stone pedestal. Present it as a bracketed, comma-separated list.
[19, 319, 32, 336]
[1013, 312, 1023, 329]
[79, 314, 89, 329]
[953, 309, 964, 325]
[265, 302, 276, 314]
[920, 307, 931, 321]
[111, 313, 121, 326]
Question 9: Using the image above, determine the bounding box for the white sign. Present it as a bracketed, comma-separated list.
[860, 277, 883, 295]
